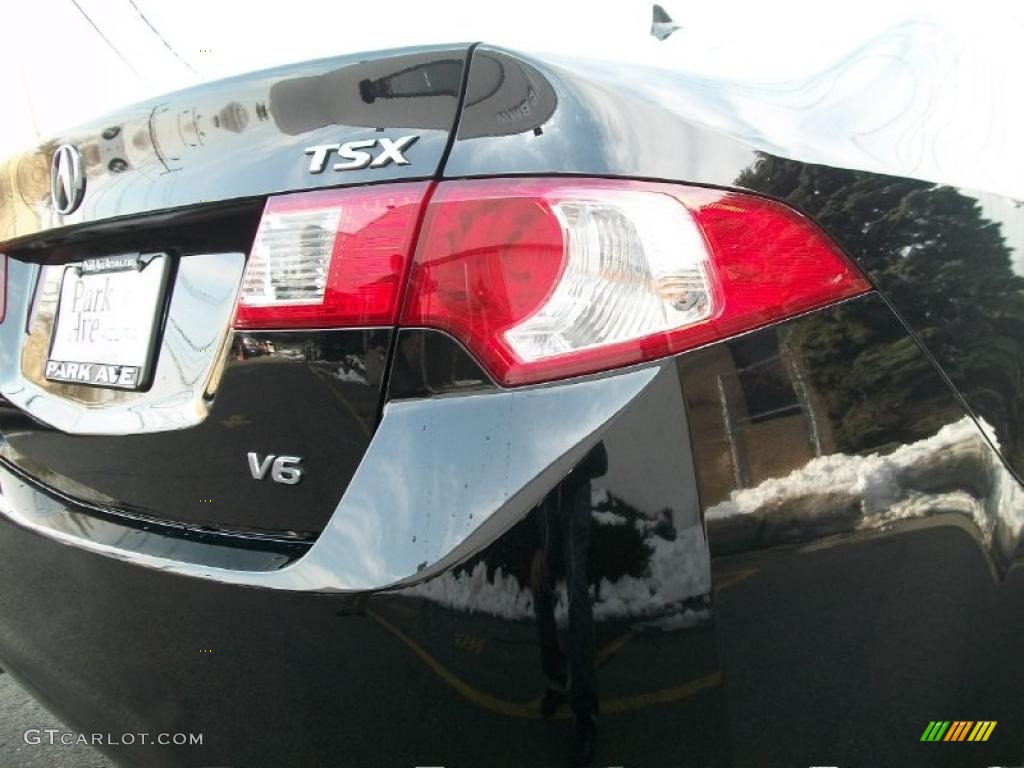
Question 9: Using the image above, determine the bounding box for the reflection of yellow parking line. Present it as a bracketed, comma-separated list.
[309, 366, 372, 437]
[600, 671, 721, 713]
[596, 630, 633, 666]
[368, 609, 535, 718]
[714, 568, 757, 591]
[525, 630, 635, 710]
[368, 610, 721, 719]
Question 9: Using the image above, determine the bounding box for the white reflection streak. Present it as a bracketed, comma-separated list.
[562, 19, 1023, 200]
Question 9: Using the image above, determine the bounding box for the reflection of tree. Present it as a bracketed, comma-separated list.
[589, 494, 662, 583]
[0, 141, 57, 240]
[738, 156, 1024, 467]
[458, 492, 658, 590]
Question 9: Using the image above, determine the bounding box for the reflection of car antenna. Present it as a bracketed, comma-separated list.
[651, 4, 681, 41]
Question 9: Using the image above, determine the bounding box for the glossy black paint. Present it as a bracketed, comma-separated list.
[386, 328, 495, 400]
[681, 293, 1024, 767]
[736, 159, 1024, 483]
[3, 198, 263, 265]
[1, 366, 660, 595]
[448, 44, 1024, 484]
[0, 328, 390, 535]
[0, 45, 469, 245]
[0, 341, 724, 768]
[0, 459, 306, 567]
[0, 294, 1021, 767]
[446, 48, 758, 181]
[0, 40, 1020, 768]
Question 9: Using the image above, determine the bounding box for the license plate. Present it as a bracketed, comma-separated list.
[46, 254, 171, 390]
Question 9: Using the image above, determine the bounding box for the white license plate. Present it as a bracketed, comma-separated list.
[46, 254, 171, 390]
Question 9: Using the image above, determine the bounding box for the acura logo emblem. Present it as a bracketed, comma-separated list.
[50, 144, 85, 215]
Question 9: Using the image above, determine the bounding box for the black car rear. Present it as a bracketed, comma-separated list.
[0, 42, 1022, 768]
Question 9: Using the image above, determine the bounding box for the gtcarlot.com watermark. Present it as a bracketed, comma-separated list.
[24, 728, 202, 746]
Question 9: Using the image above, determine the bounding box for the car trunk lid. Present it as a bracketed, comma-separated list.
[0, 45, 469, 538]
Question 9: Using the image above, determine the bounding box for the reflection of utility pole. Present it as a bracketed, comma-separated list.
[69, 0, 147, 82]
[19, 67, 40, 140]
[716, 374, 748, 487]
[126, 0, 198, 76]
[779, 328, 827, 457]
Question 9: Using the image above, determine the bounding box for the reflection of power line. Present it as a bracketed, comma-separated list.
[125, 0, 197, 74]
[175, 274, 234, 306]
[18, 68, 40, 138]
[68, 0, 146, 81]
[168, 316, 218, 356]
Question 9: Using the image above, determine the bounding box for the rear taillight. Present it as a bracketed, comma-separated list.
[235, 178, 868, 385]
[400, 178, 869, 385]
[234, 181, 431, 330]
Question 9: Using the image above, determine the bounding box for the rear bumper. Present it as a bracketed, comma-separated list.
[1, 293, 1022, 767]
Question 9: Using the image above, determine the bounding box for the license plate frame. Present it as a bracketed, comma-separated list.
[45, 253, 172, 391]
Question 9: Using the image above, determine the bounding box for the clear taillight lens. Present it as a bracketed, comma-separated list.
[505, 191, 715, 361]
[234, 182, 431, 330]
[240, 207, 341, 306]
[401, 178, 869, 385]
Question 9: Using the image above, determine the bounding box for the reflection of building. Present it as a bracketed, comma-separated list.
[0, 89, 277, 238]
[458, 51, 557, 138]
[1, 48, 470, 238]
[77, 96, 272, 178]
[358, 59, 463, 103]
[269, 52, 462, 135]
[214, 101, 253, 133]
[687, 330, 836, 505]
[82, 123, 131, 173]
[268, 50, 556, 139]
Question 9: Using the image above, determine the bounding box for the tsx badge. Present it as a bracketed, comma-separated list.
[304, 135, 418, 173]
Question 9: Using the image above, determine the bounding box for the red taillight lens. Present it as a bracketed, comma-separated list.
[235, 177, 868, 385]
[400, 178, 869, 386]
[399, 191, 568, 375]
[234, 182, 431, 330]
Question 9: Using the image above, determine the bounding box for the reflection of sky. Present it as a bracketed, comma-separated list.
[69, 51, 452, 223]
[3, 4, 1021, 262]
[977, 195, 1024, 277]
[5, 0, 1021, 174]
[543, 19, 1023, 201]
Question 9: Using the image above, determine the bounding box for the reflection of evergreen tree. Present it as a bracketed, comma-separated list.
[738, 156, 1024, 466]
[588, 493, 660, 583]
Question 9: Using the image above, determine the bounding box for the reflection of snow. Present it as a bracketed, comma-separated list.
[411, 562, 533, 620]
[409, 521, 711, 622]
[331, 354, 368, 384]
[707, 417, 1024, 552]
[594, 526, 709, 619]
[408, 418, 1024, 619]
[632, 607, 712, 632]
[332, 367, 368, 384]
[591, 509, 628, 526]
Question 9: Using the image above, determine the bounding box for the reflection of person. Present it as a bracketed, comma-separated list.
[530, 442, 607, 768]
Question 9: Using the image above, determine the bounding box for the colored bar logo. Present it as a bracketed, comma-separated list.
[921, 721, 996, 742]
